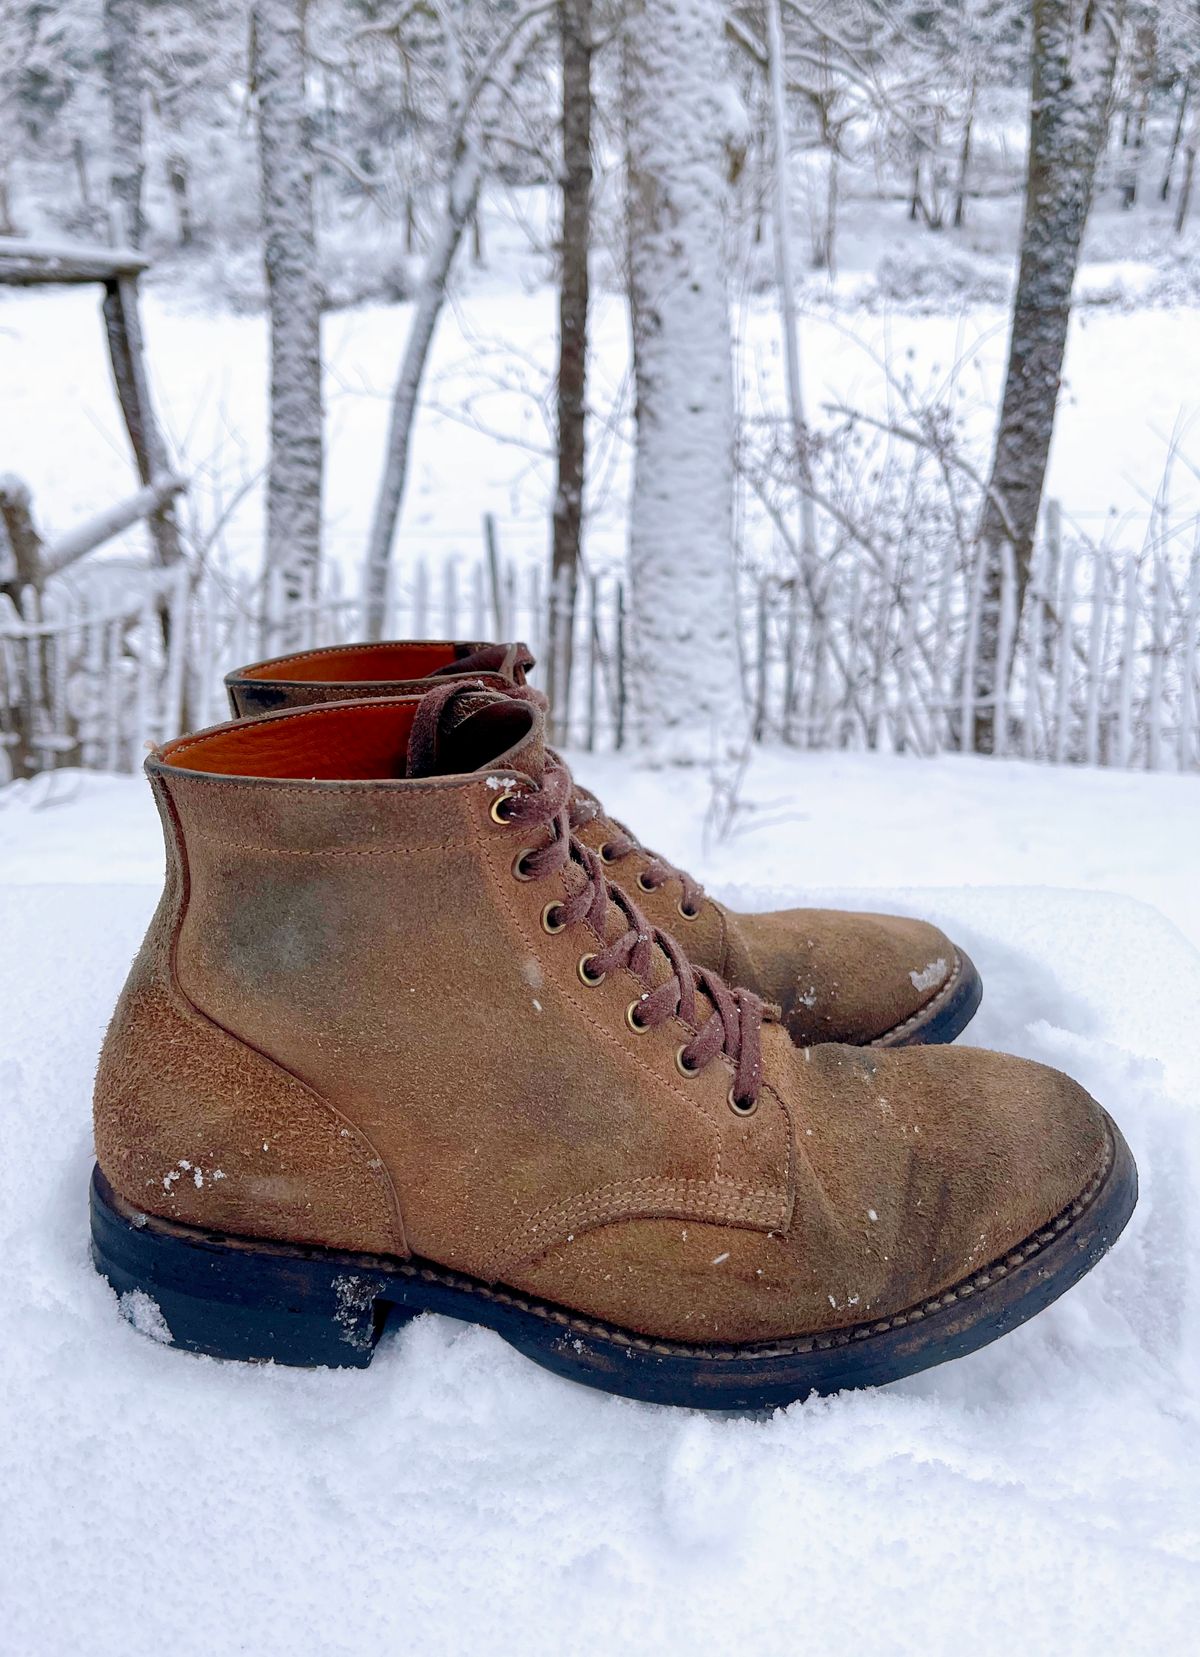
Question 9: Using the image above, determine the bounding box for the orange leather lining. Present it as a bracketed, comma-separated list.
[163, 701, 420, 779]
[242, 642, 462, 684]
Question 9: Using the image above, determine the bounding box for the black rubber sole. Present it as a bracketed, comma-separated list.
[90, 1115, 1136, 1410]
[877, 947, 983, 1049]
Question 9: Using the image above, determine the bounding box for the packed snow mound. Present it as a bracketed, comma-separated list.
[1, 758, 1199, 1654]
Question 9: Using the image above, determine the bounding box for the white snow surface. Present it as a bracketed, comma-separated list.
[1, 748, 1199, 1653]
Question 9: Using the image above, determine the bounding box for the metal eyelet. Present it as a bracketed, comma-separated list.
[489, 791, 518, 825]
[676, 899, 700, 922]
[512, 849, 537, 881]
[625, 998, 651, 1033]
[541, 902, 567, 935]
[636, 871, 657, 894]
[599, 843, 618, 864]
[674, 1045, 701, 1079]
[577, 954, 605, 987]
[727, 1087, 759, 1117]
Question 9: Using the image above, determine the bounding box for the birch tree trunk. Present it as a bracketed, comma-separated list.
[973, 0, 1122, 750]
[103, 0, 145, 246]
[546, 0, 593, 737]
[765, 0, 817, 567]
[623, 0, 745, 762]
[253, 0, 323, 636]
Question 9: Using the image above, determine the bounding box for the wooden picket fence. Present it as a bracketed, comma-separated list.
[2, 503, 1198, 779]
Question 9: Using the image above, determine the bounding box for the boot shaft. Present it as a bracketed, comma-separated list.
[226, 639, 532, 719]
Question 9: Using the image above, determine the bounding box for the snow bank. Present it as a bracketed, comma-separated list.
[1, 753, 1198, 1653]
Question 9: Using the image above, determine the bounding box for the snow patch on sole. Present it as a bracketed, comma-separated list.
[117, 1289, 173, 1345]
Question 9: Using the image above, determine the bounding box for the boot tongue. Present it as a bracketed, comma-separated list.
[407, 681, 712, 1016]
[429, 641, 536, 685]
[405, 681, 545, 782]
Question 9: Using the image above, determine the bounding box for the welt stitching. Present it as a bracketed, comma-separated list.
[434, 1134, 1115, 1359]
[129, 1129, 1115, 1362]
[869, 949, 962, 1045]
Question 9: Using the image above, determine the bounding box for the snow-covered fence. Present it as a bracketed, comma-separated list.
[0, 555, 624, 780]
[745, 505, 1200, 771]
[2, 509, 1198, 779]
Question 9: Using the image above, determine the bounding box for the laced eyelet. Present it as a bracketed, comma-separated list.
[727, 1087, 759, 1117]
[489, 791, 518, 825]
[674, 1045, 701, 1079]
[599, 843, 617, 864]
[636, 871, 657, 894]
[541, 902, 567, 935]
[625, 998, 651, 1034]
[676, 899, 700, 922]
[577, 953, 605, 986]
[512, 849, 537, 881]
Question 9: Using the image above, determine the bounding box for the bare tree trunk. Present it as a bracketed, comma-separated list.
[168, 154, 194, 246]
[1177, 131, 1198, 233]
[973, 0, 1122, 751]
[0, 475, 46, 600]
[623, 0, 745, 761]
[547, 0, 593, 739]
[73, 136, 94, 217]
[954, 77, 976, 229]
[103, 0, 145, 246]
[1120, 15, 1156, 208]
[363, 146, 481, 640]
[253, 0, 324, 636]
[765, 0, 817, 566]
[0, 170, 15, 236]
[1161, 72, 1191, 201]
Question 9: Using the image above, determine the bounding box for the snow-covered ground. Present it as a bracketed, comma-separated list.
[2, 747, 1198, 1654]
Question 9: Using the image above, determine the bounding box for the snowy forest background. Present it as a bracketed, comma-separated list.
[3, 0, 1200, 773]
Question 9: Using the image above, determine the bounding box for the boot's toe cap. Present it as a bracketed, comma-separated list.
[792, 1041, 1113, 1321]
[727, 907, 966, 1046]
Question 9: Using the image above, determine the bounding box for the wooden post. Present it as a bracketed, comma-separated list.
[614, 580, 627, 751]
[752, 579, 770, 743]
[0, 476, 46, 600]
[585, 574, 599, 752]
[101, 274, 184, 570]
[484, 514, 504, 638]
[1181, 533, 1200, 772]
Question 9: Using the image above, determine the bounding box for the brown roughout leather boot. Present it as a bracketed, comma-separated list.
[225, 641, 982, 1049]
[91, 681, 1136, 1408]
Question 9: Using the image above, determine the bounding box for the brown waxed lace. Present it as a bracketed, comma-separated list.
[566, 790, 705, 915]
[406, 679, 764, 1111]
[497, 682, 707, 917]
[427, 651, 706, 912]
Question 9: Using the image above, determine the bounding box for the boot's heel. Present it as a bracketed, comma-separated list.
[89, 1166, 407, 1368]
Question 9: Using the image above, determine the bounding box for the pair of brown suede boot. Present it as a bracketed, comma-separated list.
[90, 638, 1137, 1409]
